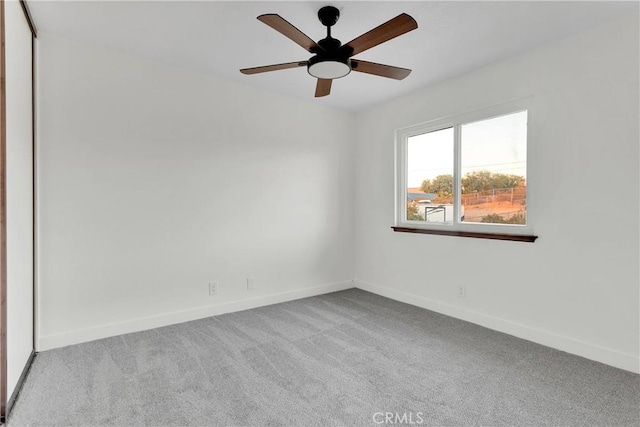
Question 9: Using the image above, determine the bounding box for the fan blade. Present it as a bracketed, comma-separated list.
[315, 79, 332, 97]
[240, 61, 307, 75]
[341, 13, 417, 57]
[258, 14, 322, 53]
[351, 59, 411, 80]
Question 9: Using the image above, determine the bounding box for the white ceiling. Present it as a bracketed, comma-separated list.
[28, 1, 638, 112]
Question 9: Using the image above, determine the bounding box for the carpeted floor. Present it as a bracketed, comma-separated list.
[8, 289, 640, 426]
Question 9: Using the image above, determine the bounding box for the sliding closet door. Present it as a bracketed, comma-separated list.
[1, 0, 34, 418]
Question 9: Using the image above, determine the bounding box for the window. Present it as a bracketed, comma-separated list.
[395, 99, 535, 241]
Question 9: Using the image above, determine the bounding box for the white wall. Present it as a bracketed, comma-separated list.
[36, 34, 355, 350]
[4, 0, 34, 398]
[353, 15, 640, 373]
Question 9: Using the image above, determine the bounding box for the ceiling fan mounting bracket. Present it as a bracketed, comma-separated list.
[318, 6, 340, 27]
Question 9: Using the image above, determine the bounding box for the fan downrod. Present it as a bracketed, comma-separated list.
[317, 6, 342, 51]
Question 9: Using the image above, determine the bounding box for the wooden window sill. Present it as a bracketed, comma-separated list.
[391, 226, 538, 242]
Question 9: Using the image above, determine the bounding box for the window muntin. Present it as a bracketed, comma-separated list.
[396, 100, 532, 235]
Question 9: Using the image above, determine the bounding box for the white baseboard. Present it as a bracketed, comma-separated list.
[355, 280, 640, 374]
[38, 280, 354, 351]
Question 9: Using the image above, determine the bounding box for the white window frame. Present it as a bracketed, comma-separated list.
[395, 97, 534, 236]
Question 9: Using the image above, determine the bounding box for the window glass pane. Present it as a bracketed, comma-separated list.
[406, 127, 454, 223]
[460, 111, 527, 225]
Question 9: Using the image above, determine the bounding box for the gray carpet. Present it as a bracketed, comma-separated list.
[8, 289, 640, 426]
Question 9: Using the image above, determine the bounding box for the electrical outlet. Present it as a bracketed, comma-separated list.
[209, 282, 219, 296]
[457, 285, 466, 298]
[247, 278, 255, 290]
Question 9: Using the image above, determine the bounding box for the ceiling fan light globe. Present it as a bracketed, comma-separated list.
[308, 59, 351, 79]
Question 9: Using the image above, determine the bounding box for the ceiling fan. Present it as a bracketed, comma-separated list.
[240, 6, 418, 97]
